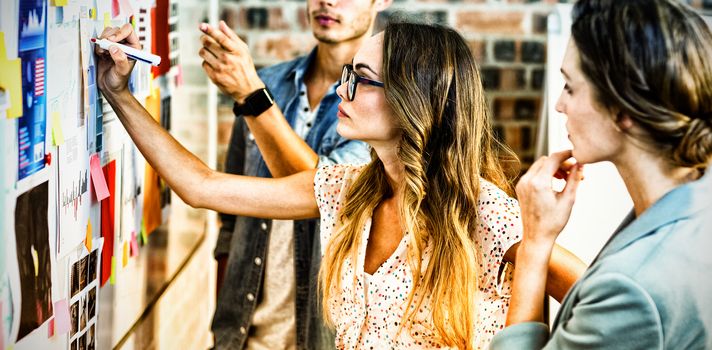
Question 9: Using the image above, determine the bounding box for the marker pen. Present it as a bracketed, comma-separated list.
[91, 38, 161, 66]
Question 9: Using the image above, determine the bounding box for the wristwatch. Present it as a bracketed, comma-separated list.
[233, 88, 275, 117]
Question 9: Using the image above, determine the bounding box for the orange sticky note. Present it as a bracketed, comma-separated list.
[90, 154, 110, 201]
[122, 241, 128, 266]
[85, 220, 92, 251]
[143, 86, 162, 235]
[0, 32, 23, 119]
[51, 112, 64, 145]
[53, 299, 71, 335]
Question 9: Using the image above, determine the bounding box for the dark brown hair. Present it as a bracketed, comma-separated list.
[572, 0, 712, 168]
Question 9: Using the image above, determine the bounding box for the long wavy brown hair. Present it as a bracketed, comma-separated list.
[319, 21, 518, 348]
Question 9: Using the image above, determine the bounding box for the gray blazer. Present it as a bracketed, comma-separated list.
[491, 167, 712, 349]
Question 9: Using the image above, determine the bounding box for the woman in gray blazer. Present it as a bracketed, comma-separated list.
[491, 0, 712, 349]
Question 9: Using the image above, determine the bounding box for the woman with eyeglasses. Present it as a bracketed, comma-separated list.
[95, 20, 583, 349]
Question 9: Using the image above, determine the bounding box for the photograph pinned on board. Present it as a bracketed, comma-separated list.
[86, 324, 95, 350]
[88, 250, 97, 282]
[70, 301, 78, 337]
[78, 331, 86, 350]
[87, 287, 96, 319]
[79, 294, 87, 332]
[68, 238, 102, 346]
[71, 245, 99, 298]
[14, 181, 53, 341]
[70, 295, 90, 342]
[71, 254, 88, 298]
[79, 256, 87, 291]
[71, 262, 79, 298]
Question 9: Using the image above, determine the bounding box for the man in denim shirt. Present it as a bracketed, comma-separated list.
[198, 0, 391, 348]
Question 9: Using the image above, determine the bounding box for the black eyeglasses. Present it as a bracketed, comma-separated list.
[340, 64, 384, 101]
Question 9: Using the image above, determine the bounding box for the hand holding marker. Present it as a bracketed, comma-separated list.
[91, 38, 161, 66]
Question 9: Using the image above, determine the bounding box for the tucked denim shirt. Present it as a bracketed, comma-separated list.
[211, 49, 371, 350]
[490, 166, 712, 350]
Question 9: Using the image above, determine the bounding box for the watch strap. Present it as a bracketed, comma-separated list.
[233, 87, 274, 117]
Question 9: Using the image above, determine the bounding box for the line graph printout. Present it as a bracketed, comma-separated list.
[56, 134, 91, 258]
[47, 19, 91, 258]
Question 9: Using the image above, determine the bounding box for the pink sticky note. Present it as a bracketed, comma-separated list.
[111, 0, 120, 17]
[53, 299, 71, 335]
[130, 231, 139, 257]
[175, 65, 183, 86]
[118, 0, 135, 16]
[48, 318, 55, 337]
[90, 154, 110, 201]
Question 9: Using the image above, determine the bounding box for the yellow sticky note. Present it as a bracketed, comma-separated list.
[85, 220, 92, 251]
[122, 241, 128, 267]
[110, 256, 116, 284]
[51, 112, 64, 145]
[31, 246, 39, 277]
[103, 13, 111, 29]
[51, 0, 68, 6]
[140, 217, 149, 243]
[139, 219, 147, 244]
[0, 32, 23, 119]
[147, 72, 154, 93]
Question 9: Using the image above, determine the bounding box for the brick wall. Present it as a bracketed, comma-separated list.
[216, 0, 711, 172]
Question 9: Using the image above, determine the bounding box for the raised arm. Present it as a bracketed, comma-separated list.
[199, 21, 319, 177]
[94, 24, 319, 220]
[505, 151, 584, 325]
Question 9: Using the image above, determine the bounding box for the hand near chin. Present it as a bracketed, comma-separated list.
[94, 24, 141, 97]
[515, 150, 584, 247]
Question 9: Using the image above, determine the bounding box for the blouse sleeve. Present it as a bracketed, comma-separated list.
[313, 164, 360, 255]
[477, 180, 523, 296]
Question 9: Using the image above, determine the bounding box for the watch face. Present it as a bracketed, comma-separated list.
[234, 88, 274, 117]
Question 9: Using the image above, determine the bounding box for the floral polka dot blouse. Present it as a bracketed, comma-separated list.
[314, 164, 522, 349]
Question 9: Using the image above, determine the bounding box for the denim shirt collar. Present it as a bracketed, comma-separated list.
[286, 48, 314, 87]
[285, 47, 339, 97]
